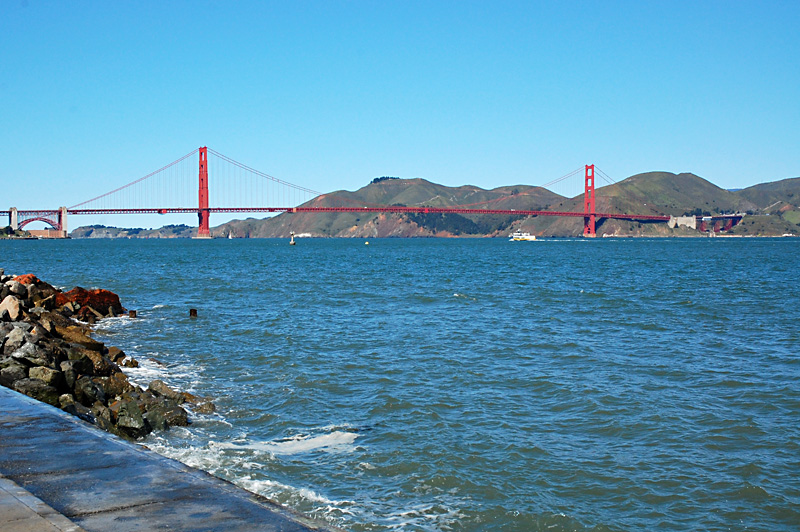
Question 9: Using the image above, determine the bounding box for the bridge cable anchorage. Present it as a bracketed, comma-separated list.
[68, 149, 199, 209]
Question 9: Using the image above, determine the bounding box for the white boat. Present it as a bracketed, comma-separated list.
[509, 230, 536, 241]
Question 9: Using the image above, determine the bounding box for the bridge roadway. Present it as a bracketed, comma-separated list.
[2, 206, 673, 221]
[0, 385, 340, 532]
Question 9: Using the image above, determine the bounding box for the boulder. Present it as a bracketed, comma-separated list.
[29, 323, 50, 343]
[54, 325, 104, 352]
[111, 399, 149, 438]
[61, 400, 96, 424]
[38, 310, 72, 329]
[37, 294, 57, 310]
[92, 401, 113, 424]
[120, 357, 139, 368]
[0, 360, 28, 387]
[93, 372, 135, 399]
[66, 349, 94, 375]
[6, 281, 27, 298]
[74, 376, 107, 406]
[11, 343, 53, 368]
[13, 378, 60, 406]
[0, 295, 22, 322]
[144, 401, 189, 430]
[148, 379, 185, 403]
[60, 361, 79, 389]
[28, 366, 65, 389]
[55, 287, 125, 316]
[3, 327, 28, 354]
[80, 348, 116, 376]
[59, 394, 75, 409]
[107, 346, 126, 364]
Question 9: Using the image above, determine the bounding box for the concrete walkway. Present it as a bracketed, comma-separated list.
[0, 476, 85, 532]
[0, 386, 341, 531]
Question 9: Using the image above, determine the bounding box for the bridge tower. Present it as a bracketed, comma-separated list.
[583, 164, 596, 237]
[10, 208, 18, 230]
[58, 207, 67, 233]
[197, 147, 211, 238]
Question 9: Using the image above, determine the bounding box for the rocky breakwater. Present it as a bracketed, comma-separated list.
[0, 269, 211, 439]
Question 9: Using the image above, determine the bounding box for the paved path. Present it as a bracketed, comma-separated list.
[0, 476, 85, 532]
[0, 386, 341, 531]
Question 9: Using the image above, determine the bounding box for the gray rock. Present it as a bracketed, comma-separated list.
[92, 401, 113, 424]
[29, 323, 49, 343]
[59, 394, 75, 409]
[60, 361, 78, 389]
[61, 400, 96, 424]
[114, 399, 149, 437]
[0, 295, 22, 322]
[13, 378, 60, 406]
[0, 361, 28, 387]
[74, 376, 107, 406]
[66, 349, 94, 375]
[3, 327, 27, 354]
[148, 379, 185, 403]
[11, 342, 52, 367]
[6, 281, 26, 297]
[29, 366, 65, 390]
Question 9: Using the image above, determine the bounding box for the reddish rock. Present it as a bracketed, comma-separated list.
[14, 274, 41, 285]
[55, 287, 125, 315]
[14, 274, 59, 296]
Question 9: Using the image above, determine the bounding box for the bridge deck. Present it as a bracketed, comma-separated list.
[0, 386, 339, 532]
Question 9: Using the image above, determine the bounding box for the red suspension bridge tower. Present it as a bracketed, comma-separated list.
[197, 147, 211, 238]
[583, 164, 596, 237]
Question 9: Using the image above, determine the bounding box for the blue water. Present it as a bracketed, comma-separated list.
[2, 237, 799, 531]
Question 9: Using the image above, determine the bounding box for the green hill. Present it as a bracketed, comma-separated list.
[212, 178, 563, 238]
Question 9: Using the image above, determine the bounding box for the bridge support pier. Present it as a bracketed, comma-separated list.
[583, 164, 596, 237]
[9, 208, 18, 230]
[58, 207, 67, 234]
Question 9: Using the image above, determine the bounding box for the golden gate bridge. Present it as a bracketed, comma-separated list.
[2, 147, 742, 238]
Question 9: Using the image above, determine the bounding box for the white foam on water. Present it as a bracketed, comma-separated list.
[93, 315, 136, 333]
[384, 502, 467, 531]
[152, 304, 166, 309]
[213, 431, 359, 456]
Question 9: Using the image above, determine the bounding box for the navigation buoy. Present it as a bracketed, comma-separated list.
[289, 231, 296, 246]
[365, 241, 369, 245]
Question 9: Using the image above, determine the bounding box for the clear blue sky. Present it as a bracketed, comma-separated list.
[2, 1, 798, 229]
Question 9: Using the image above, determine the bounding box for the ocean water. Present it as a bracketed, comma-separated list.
[2, 237, 799, 531]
